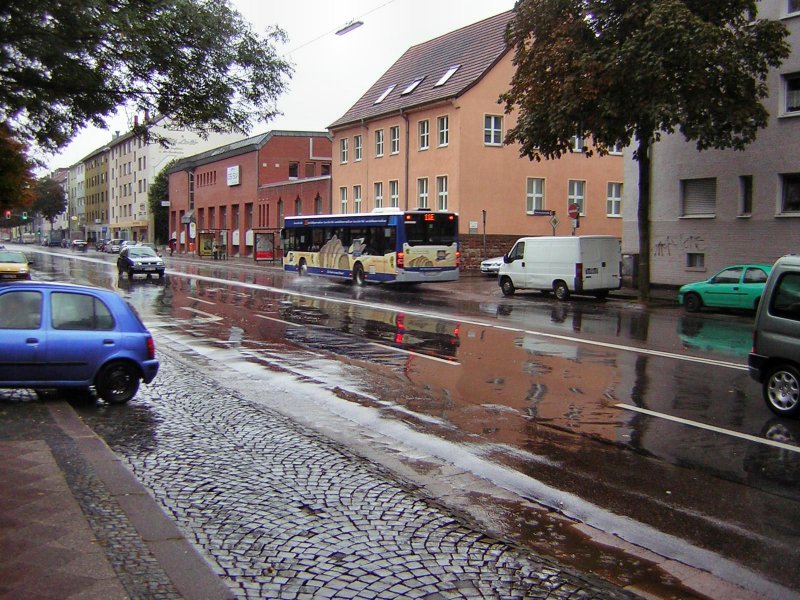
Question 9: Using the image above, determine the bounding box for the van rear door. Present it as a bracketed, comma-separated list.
[580, 238, 621, 291]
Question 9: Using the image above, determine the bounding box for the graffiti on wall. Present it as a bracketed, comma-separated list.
[653, 234, 706, 257]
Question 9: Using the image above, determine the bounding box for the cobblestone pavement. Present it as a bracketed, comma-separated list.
[79, 351, 635, 600]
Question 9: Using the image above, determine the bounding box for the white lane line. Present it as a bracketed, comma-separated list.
[254, 314, 303, 327]
[179, 306, 221, 321]
[615, 404, 800, 453]
[188, 296, 215, 305]
[368, 342, 460, 365]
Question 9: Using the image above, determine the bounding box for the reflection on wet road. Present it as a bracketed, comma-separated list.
[25, 248, 800, 595]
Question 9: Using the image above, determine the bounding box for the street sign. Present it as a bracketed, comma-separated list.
[568, 203, 580, 219]
[549, 214, 559, 230]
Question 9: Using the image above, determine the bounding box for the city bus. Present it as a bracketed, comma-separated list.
[282, 208, 459, 285]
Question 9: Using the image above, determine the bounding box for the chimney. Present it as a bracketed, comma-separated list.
[134, 115, 139, 127]
[144, 110, 150, 122]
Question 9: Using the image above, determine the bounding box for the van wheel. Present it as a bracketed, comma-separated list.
[554, 281, 570, 301]
[684, 293, 702, 313]
[353, 263, 365, 286]
[96, 361, 140, 404]
[764, 364, 800, 417]
[500, 277, 515, 297]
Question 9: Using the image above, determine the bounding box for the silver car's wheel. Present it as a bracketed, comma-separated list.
[764, 365, 800, 417]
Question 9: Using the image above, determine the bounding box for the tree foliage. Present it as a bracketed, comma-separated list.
[33, 176, 67, 225]
[0, 0, 293, 152]
[148, 159, 174, 244]
[502, 0, 789, 300]
[0, 123, 35, 211]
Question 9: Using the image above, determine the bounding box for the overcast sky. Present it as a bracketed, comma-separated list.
[40, 0, 515, 173]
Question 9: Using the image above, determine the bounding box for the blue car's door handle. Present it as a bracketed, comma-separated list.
[103, 339, 115, 345]
[25, 338, 38, 344]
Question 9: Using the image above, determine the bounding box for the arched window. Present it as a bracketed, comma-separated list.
[277, 198, 284, 228]
[295, 196, 302, 215]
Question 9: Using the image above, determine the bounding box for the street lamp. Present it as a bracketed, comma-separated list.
[336, 20, 363, 35]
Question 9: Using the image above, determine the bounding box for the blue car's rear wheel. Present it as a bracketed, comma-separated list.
[96, 361, 140, 404]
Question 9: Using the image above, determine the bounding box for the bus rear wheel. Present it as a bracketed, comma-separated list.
[353, 263, 366, 286]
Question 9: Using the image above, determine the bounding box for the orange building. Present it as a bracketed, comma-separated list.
[328, 11, 623, 268]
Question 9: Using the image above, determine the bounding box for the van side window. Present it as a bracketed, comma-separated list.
[770, 273, 800, 321]
[508, 241, 525, 261]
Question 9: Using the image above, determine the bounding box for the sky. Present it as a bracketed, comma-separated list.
[40, 0, 516, 173]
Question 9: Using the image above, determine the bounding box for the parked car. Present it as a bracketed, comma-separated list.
[0, 281, 159, 403]
[749, 255, 800, 417]
[0, 249, 31, 280]
[96, 239, 110, 251]
[117, 245, 166, 278]
[106, 239, 123, 253]
[71, 239, 88, 251]
[678, 264, 772, 313]
[480, 256, 504, 276]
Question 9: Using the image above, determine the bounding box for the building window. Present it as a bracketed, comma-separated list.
[340, 138, 348, 163]
[526, 178, 544, 213]
[417, 178, 429, 208]
[436, 176, 448, 210]
[354, 185, 362, 212]
[375, 129, 384, 157]
[418, 120, 429, 150]
[340, 187, 347, 213]
[790, 0, 800, 14]
[435, 65, 459, 87]
[572, 135, 585, 152]
[390, 126, 400, 154]
[686, 253, 705, 269]
[437, 115, 449, 147]
[739, 175, 753, 216]
[681, 178, 717, 216]
[782, 173, 800, 213]
[568, 180, 586, 215]
[484, 115, 503, 145]
[607, 182, 622, 217]
[354, 135, 362, 161]
[785, 73, 800, 114]
[374, 182, 383, 209]
[295, 197, 302, 215]
[315, 195, 323, 214]
[321, 163, 331, 176]
[305, 163, 315, 177]
[289, 162, 299, 179]
[401, 78, 423, 95]
[389, 180, 399, 207]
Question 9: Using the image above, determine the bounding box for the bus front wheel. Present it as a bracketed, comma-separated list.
[353, 263, 366, 286]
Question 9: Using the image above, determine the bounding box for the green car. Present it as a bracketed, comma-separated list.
[678, 264, 772, 313]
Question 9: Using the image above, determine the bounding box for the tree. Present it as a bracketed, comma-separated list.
[33, 177, 67, 227]
[501, 0, 789, 301]
[1, 0, 292, 152]
[0, 124, 35, 212]
[148, 159, 175, 245]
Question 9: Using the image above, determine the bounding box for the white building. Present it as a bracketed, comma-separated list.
[622, 0, 800, 285]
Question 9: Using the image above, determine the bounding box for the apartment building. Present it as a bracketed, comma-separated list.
[622, 0, 800, 285]
[328, 11, 623, 265]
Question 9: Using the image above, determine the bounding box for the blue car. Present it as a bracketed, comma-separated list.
[0, 281, 159, 403]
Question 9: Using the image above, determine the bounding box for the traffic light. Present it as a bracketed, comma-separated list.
[4, 210, 9, 220]
[21, 212, 27, 220]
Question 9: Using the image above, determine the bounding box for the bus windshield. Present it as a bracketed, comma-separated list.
[403, 213, 457, 246]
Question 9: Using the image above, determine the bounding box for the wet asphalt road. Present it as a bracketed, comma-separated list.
[12, 245, 800, 598]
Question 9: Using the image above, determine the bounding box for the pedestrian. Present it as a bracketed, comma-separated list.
[212, 240, 219, 260]
[168, 238, 176, 256]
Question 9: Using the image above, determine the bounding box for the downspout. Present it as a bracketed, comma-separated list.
[361, 118, 369, 210]
[401, 109, 409, 210]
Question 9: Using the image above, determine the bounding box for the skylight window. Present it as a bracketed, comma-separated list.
[374, 84, 396, 104]
[401, 78, 424, 95]
[434, 65, 460, 87]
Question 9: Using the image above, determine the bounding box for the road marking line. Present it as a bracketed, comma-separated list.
[615, 404, 800, 453]
[254, 314, 302, 327]
[188, 296, 215, 305]
[368, 342, 460, 365]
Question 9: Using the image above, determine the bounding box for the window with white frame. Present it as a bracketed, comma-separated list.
[436, 176, 448, 210]
[572, 135, 585, 153]
[354, 135, 362, 161]
[339, 187, 347, 213]
[374, 182, 383, 208]
[781, 173, 800, 213]
[417, 177, 429, 208]
[606, 182, 622, 216]
[484, 115, 503, 145]
[418, 120, 429, 150]
[315, 195, 323, 214]
[568, 180, 586, 215]
[790, 0, 800, 14]
[390, 126, 400, 154]
[389, 180, 399, 207]
[295, 198, 302, 215]
[681, 178, 716, 216]
[785, 73, 800, 114]
[340, 138, 348, 163]
[437, 115, 449, 147]
[526, 178, 544, 213]
[739, 175, 753, 216]
[375, 129, 384, 157]
[354, 185, 362, 213]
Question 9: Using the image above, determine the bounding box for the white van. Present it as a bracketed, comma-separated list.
[497, 235, 622, 300]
